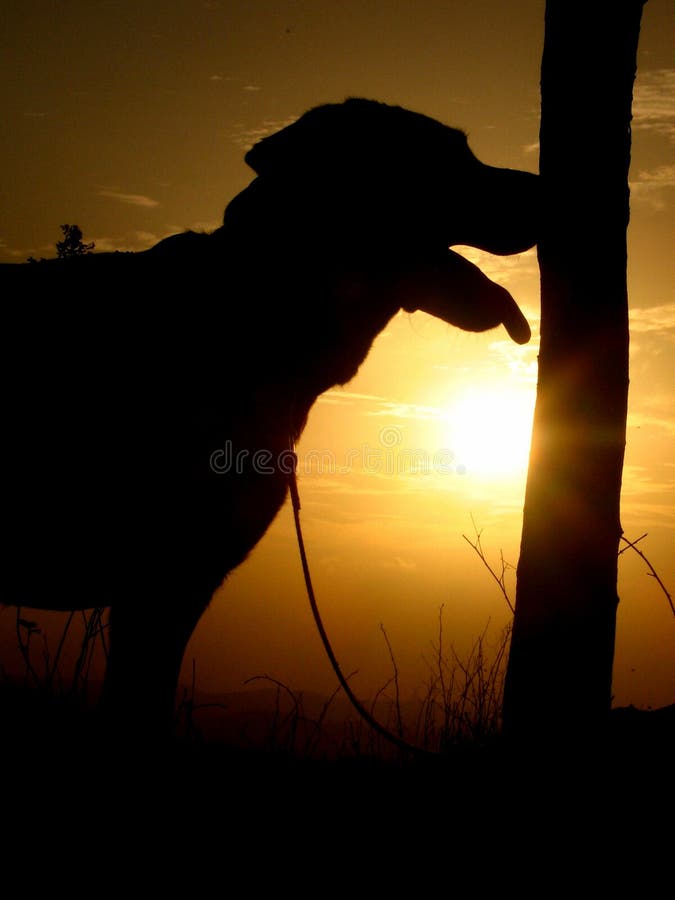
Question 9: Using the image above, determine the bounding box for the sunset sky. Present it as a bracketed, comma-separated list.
[1, 0, 673, 712]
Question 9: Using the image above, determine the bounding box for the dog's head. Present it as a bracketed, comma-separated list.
[224, 98, 536, 348]
[241, 98, 538, 257]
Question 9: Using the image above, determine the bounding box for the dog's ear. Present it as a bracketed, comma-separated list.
[244, 99, 388, 176]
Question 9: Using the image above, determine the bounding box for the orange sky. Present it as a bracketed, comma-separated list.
[1, 0, 673, 711]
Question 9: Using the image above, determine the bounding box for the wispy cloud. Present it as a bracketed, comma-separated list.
[89, 236, 129, 253]
[92, 231, 163, 253]
[630, 163, 675, 210]
[231, 115, 298, 149]
[319, 390, 444, 422]
[134, 230, 161, 247]
[627, 404, 675, 437]
[208, 72, 262, 91]
[383, 556, 418, 572]
[98, 189, 160, 208]
[367, 401, 446, 421]
[622, 461, 675, 500]
[629, 303, 675, 334]
[633, 68, 675, 140]
[488, 337, 539, 385]
[318, 390, 388, 406]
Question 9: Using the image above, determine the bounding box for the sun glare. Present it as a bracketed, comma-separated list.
[445, 385, 535, 479]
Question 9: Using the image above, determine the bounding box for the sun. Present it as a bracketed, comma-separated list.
[445, 384, 535, 479]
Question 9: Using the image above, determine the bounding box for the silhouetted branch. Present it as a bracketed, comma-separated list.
[620, 533, 675, 617]
[15, 609, 42, 689]
[462, 518, 515, 613]
[380, 623, 404, 739]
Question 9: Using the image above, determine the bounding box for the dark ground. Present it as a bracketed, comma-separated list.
[3, 681, 672, 799]
[2, 682, 671, 889]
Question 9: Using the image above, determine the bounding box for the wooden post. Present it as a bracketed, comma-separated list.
[503, 0, 647, 743]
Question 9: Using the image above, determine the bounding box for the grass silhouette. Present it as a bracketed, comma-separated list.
[1, 530, 671, 762]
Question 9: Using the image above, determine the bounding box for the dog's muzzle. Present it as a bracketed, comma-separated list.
[454, 168, 539, 256]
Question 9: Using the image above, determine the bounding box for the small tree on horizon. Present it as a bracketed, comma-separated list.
[56, 224, 95, 258]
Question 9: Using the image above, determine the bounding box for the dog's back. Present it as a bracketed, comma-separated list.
[2, 240, 259, 608]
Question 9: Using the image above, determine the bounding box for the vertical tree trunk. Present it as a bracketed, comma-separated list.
[503, 0, 646, 742]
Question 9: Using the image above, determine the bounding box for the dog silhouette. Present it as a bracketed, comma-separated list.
[1, 99, 537, 732]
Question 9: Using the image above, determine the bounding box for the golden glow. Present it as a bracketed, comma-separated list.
[445, 385, 535, 479]
[1, 1, 672, 715]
